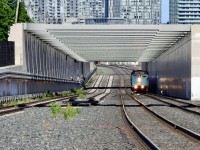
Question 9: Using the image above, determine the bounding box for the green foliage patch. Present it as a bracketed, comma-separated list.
[0, 0, 33, 41]
[70, 88, 86, 98]
[0, 88, 85, 107]
[50, 103, 62, 117]
[63, 104, 81, 120]
[50, 103, 81, 120]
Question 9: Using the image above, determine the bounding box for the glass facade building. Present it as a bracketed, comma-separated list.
[24, 0, 161, 24]
[78, 0, 105, 18]
[121, 0, 161, 24]
[170, 0, 200, 24]
[24, 0, 78, 24]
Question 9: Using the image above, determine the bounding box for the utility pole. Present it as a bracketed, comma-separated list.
[15, 0, 20, 23]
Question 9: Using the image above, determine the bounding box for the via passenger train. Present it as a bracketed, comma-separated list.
[131, 70, 149, 93]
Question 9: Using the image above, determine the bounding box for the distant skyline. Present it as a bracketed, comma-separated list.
[162, 0, 169, 23]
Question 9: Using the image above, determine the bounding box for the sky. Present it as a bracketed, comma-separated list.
[162, 0, 169, 23]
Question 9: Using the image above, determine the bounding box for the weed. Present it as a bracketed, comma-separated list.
[49, 103, 81, 120]
[50, 103, 62, 117]
[87, 78, 94, 87]
[45, 91, 54, 98]
[63, 104, 81, 120]
[62, 91, 71, 97]
[70, 88, 77, 93]
[97, 68, 103, 74]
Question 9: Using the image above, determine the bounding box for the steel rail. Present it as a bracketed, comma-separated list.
[130, 94, 200, 141]
[86, 75, 100, 94]
[0, 96, 73, 116]
[148, 93, 200, 107]
[146, 94, 200, 115]
[89, 76, 112, 101]
[111, 66, 160, 150]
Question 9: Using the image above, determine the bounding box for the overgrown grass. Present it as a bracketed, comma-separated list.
[45, 91, 54, 98]
[50, 103, 81, 120]
[70, 88, 86, 98]
[0, 88, 86, 107]
[62, 91, 71, 97]
[50, 103, 62, 117]
[1, 97, 33, 107]
[63, 104, 81, 120]
[97, 68, 104, 74]
[87, 78, 94, 87]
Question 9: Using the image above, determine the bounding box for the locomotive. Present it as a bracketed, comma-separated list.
[131, 70, 148, 93]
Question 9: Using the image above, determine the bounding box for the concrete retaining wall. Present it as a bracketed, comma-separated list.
[0, 25, 96, 101]
[146, 34, 191, 100]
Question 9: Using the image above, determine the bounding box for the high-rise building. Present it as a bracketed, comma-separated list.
[24, 0, 161, 24]
[121, 0, 161, 24]
[170, 0, 200, 24]
[78, 0, 105, 19]
[108, 0, 121, 18]
[24, 0, 78, 24]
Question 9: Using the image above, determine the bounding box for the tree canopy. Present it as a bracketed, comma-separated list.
[0, 0, 32, 41]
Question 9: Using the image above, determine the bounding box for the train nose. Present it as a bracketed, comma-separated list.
[137, 77, 142, 83]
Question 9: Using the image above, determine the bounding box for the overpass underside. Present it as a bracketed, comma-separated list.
[1, 24, 200, 100]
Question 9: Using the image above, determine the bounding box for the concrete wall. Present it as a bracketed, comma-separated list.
[24, 31, 86, 80]
[191, 26, 200, 100]
[146, 33, 191, 99]
[8, 24, 24, 66]
[0, 78, 81, 97]
[0, 24, 96, 98]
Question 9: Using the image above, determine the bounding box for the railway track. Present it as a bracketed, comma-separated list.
[147, 93, 200, 114]
[135, 94, 200, 134]
[0, 71, 114, 116]
[112, 65, 200, 149]
[0, 96, 71, 116]
[109, 66, 159, 149]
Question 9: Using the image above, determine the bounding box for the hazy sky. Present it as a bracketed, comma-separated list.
[162, 0, 169, 23]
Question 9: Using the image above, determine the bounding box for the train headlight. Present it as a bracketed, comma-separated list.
[137, 77, 142, 83]
[134, 85, 138, 89]
[141, 85, 144, 89]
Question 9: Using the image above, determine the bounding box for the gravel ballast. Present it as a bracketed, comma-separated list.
[135, 94, 200, 134]
[0, 94, 136, 150]
[0, 66, 137, 150]
[123, 95, 200, 149]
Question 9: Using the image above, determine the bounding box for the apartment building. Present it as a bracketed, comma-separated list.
[108, 0, 121, 18]
[170, 0, 200, 24]
[78, 0, 105, 19]
[24, 0, 77, 24]
[121, 0, 161, 24]
[24, 0, 161, 24]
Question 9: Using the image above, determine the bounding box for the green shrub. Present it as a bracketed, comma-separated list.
[70, 88, 77, 93]
[50, 103, 62, 117]
[78, 93, 84, 99]
[45, 91, 54, 98]
[63, 104, 81, 120]
[62, 91, 71, 97]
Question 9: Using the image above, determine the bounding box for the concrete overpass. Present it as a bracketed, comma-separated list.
[1, 23, 200, 101]
[22, 24, 190, 62]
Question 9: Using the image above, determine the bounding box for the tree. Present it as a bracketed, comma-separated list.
[0, 0, 14, 41]
[16, 2, 33, 23]
[0, 0, 32, 41]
